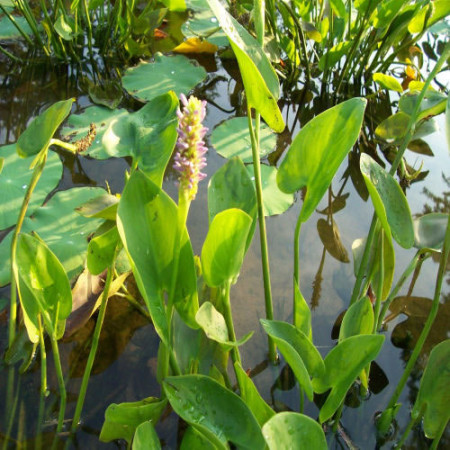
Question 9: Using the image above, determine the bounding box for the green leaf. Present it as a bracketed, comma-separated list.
[0, 144, 62, 230]
[75, 193, 119, 221]
[360, 154, 414, 248]
[17, 99, 74, 157]
[0, 15, 33, 39]
[318, 41, 352, 71]
[201, 208, 252, 287]
[261, 319, 324, 401]
[373, 73, 403, 92]
[87, 224, 120, 275]
[277, 98, 366, 222]
[329, 0, 346, 18]
[312, 334, 384, 423]
[246, 164, 294, 216]
[339, 297, 374, 341]
[122, 54, 206, 103]
[100, 397, 167, 443]
[234, 362, 275, 427]
[0, 187, 106, 286]
[370, 0, 404, 29]
[117, 171, 198, 343]
[181, 426, 216, 450]
[399, 90, 447, 121]
[413, 213, 449, 249]
[159, 0, 186, 11]
[132, 421, 161, 450]
[411, 339, 450, 439]
[16, 233, 72, 342]
[163, 375, 266, 450]
[206, 0, 284, 132]
[54, 14, 74, 41]
[211, 117, 276, 162]
[375, 111, 410, 143]
[262, 412, 327, 450]
[294, 282, 312, 339]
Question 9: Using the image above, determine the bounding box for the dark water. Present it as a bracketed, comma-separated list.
[0, 46, 449, 449]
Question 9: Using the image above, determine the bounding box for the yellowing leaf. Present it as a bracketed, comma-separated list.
[174, 37, 218, 54]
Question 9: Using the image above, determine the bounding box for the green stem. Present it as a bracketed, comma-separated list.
[222, 281, 241, 367]
[2, 378, 20, 450]
[50, 334, 66, 443]
[372, 231, 384, 332]
[70, 259, 115, 433]
[385, 215, 450, 414]
[36, 316, 47, 450]
[247, 107, 277, 363]
[50, 138, 78, 154]
[395, 409, 420, 449]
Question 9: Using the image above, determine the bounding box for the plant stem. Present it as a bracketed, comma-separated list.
[372, 231, 384, 332]
[247, 107, 277, 363]
[222, 281, 242, 369]
[385, 215, 450, 415]
[50, 334, 67, 443]
[36, 316, 47, 450]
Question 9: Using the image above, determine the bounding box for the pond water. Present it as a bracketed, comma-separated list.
[0, 31, 449, 449]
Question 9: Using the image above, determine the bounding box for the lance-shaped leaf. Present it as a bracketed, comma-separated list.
[294, 281, 312, 340]
[277, 98, 366, 222]
[17, 99, 74, 157]
[261, 319, 324, 401]
[411, 339, 450, 439]
[312, 334, 384, 423]
[360, 154, 414, 248]
[373, 73, 403, 93]
[163, 375, 266, 450]
[201, 208, 252, 287]
[413, 213, 449, 250]
[318, 41, 352, 71]
[117, 171, 198, 344]
[16, 233, 72, 342]
[262, 412, 327, 450]
[100, 397, 167, 444]
[132, 421, 161, 450]
[234, 362, 275, 427]
[339, 296, 374, 341]
[87, 224, 120, 275]
[206, 0, 284, 132]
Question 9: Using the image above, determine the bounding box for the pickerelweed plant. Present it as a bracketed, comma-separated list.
[0, 1, 449, 449]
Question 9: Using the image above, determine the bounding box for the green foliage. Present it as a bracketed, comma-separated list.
[413, 213, 449, 249]
[339, 297, 374, 340]
[132, 421, 161, 450]
[87, 224, 120, 275]
[373, 73, 403, 92]
[163, 375, 266, 449]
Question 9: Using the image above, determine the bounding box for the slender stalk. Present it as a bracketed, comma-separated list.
[36, 316, 47, 450]
[372, 231, 384, 332]
[50, 334, 66, 443]
[222, 281, 241, 366]
[385, 215, 450, 415]
[247, 106, 277, 363]
[70, 258, 115, 433]
[395, 408, 421, 449]
[2, 378, 20, 450]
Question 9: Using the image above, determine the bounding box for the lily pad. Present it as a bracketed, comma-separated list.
[211, 117, 276, 162]
[0, 187, 105, 286]
[246, 164, 294, 216]
[122, 54, 207, 102]
[0, 15, 33, 39]
[0, 144, 62, 230]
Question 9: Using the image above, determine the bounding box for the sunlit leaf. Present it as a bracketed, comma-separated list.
[411, 339, 450, 439]
[370, 0, 404, 29]
[0, 187, 106, 286]
[122, 54, 206, 103]
[206, 0, 284, 132]
[294, 281, 312, 339]
[373, 73, 403, 92]
[312, 334, 384, 423]
[174, 37, 218, 54]
[159, 0, 186, 11]
[0, 145, 62, 230]
[100, 397, 167, 444]
[262, 412, 327, 450]
[318, 41, 351, 71]
[87, 224, 120, 275]
[360, 154, 414, 248]
[201, 208, 252, 287]
[211, 117, 276, 162]
[277, 98, 366, 222]
[414, 213, 448, 249]
[375, 111, 410, 142]
[399, 90, 447, 121]
[54, 14, 74, 41]
[329, 0, 346, 18]
[132, 421, 161, 450]
[164, 375, 265, 449]
[75, 193, 119, 221]
[16, 233, 72, 342]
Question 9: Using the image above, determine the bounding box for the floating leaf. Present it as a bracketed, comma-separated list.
[87, 79, 123, 110]
[261, 319, 324, 401]
[164, 375, 266, 449]
[174, 37, 218, 54]
[317, 218, 349, 263]
[262, 412, 327, 450]
[122, 54, 206, 102]
[117, 171, 198, 343]
[201, 208, 252, 287]
[246, 164, 294, 216]
[75, 193, 119, 221]
[132, 421, 161, 450]
[16, 233, 72, 342]
[100, 397, 167, 444]
[17, 99, 74, 157]
[373, 73, 403, 92]
[277, 98, 366, 222]
[234, 362, 275, 426]
[0, 15, 33, 39]
[413, 213, 448, 249]
[312, 334, 384, 423]
[360, 154, 414, 248]
[0, 145, 62, 230]
[206, 0, 284, 132]
[0, 187, 105, 286]
[411, 340, 450, 439]
[211, 117, 275, 162]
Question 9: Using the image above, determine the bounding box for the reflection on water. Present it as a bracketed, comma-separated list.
[0, 50, 449, 449]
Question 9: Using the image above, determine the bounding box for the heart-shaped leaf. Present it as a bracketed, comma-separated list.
[277, 98, 366, 222]
[163, 375, 266, 449]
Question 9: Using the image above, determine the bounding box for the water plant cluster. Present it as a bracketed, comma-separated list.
[0, 0, 449, 449]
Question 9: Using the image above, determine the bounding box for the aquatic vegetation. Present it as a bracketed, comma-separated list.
[0, 1, 449, 449]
